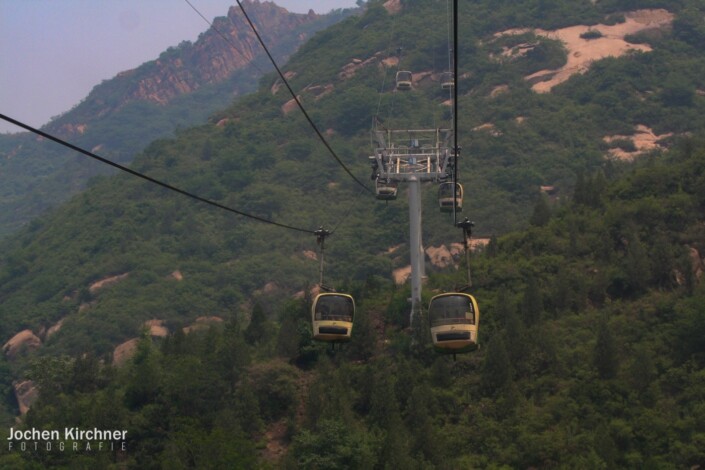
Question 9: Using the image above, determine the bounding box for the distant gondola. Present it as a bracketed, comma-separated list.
[396, 71, 412, 90]
[311, 292, 355, 343]
[438, 182, 463, 212]
[428, 292, 479, 353]
[376, 178, 398, 200]
[441, 72, 454, 90]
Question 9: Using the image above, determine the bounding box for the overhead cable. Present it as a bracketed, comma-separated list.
[235, 0, 374, 196]
[0, 114, 315, 234]
[329, 186, 369, 235]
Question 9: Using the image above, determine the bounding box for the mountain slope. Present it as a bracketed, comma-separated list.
[0, 0, 705, 441]
[4, 92, 705, 470]
[1, 0, 704, 355]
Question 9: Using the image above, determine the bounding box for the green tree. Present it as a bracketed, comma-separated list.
[292, 418, 377, 470]
[623, 232, 651, 295]
[244, 302, 269, 345]
[124, 337, 163, 409]
[481, 335, 512, 396]
[406, 383, 440, 464]
[529, 193, 551, 227]
[346, 307, 377, 361]
[522, 274, 544, 326]
[594, 316, 618, 379]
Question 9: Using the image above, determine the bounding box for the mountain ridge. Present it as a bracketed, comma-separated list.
[47, 1, 325, 136]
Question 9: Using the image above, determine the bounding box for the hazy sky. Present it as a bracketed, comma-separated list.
[0, 0, 359, 133]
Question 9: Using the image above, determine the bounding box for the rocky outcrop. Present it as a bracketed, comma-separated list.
[426, 245, 454, 269]
[13, 380, 39, 415]
[113, 338, 140, 367]
[183, 316, 224, 334]
[493, 9, 674, 93]
[46, 317, 66, 339]
[303, 83, 334, 101]
[144, 320, 169, 338]
[393, 266, 412, 285]
[271, 71, 298, 94]
[473, 123, 502, 137]
[3, 330, 41, 359]
[282, 96, 302, 115]
[603, 125, 673, 160]
[338, 52, 386, 80]
[384, 0, 402, 14]
[123, 2, 318, 106]
[89, 273, 129, 293]
[689, 247, 705, 281]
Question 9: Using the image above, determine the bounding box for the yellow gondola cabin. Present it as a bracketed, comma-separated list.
[441, 72, 454, 90]
[428, 292, 479, 353]
[375, 178, 398, 200]
[311, 293, 355, 342]
[438, 182, 463, 212]
[396, 71, 412, 90]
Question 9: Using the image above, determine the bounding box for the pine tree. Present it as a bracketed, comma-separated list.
[594, 317, 618, 379]
[244, 303, 268, 345]
[504, 307, 527, 378]
[530, 193, 551, 227]
[522, 274, 544, 326]
[406, 383, 440, 464]
[573, 170, 588, 206]
[481, 335, 512, 396]
[624, 232, 651, 295]
[347, 307, 377, 361]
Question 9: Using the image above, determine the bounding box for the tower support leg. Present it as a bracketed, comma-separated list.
[409, 177, 424, 325]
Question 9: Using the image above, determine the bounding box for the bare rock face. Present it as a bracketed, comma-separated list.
[426, 245, 454, 269]
[13, 380, 39, 415]
[89, 273, 129, 293]
[113, 338, 140, 367]
[494, 9, 675, 94]
[338, 52, 385, 80]
[183, 316, 224, 334]
[384, 0, 402, 14]
[394, 266, 412, 285]
[46, 317, 66, 339]
[281, 97, 302, 115]
[689, 247, 704, 281]
[144, 320, 169, 338]
[3, 330, 41, 359]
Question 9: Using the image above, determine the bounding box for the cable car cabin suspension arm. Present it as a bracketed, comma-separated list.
[452, 0, 460, 226]
[457, 218, 474, 290]
[315, 227, 333, 291]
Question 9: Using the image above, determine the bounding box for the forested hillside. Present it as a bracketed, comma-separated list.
[4, 127, 705, 469]
[1, 0, 705, 467]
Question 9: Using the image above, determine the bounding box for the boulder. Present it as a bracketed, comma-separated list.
[112, 338, 140, 367]
[13, 380, 39, 415]
[144, 320, 168, 338]
[3, 330, 41, 359]
[183, 316, 224, 334]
